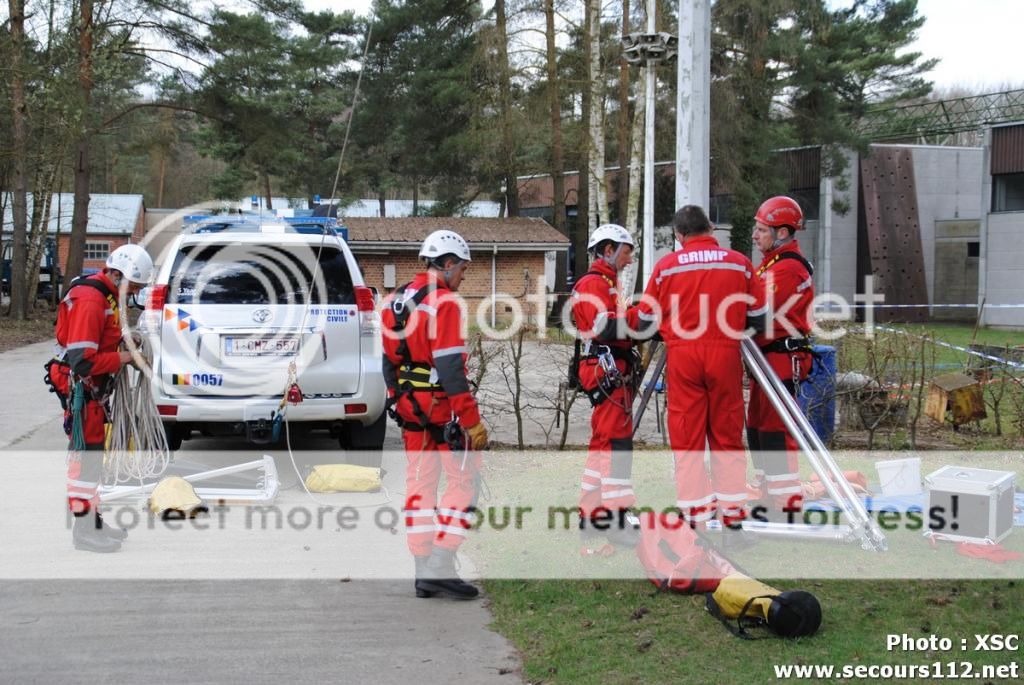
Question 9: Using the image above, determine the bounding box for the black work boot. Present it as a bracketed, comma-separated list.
[413, 556, 434, 598]
[96, 512, 128, 541]
[604, 509, 641, 549]
[417, 548, 479, 600]
[72, 515, 122, 553]
[578, 513, 604, 541]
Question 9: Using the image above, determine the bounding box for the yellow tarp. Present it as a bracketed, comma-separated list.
[305, 464, 382, 493]
[149, 476, 203, 514]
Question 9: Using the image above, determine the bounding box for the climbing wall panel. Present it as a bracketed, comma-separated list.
[859, 148, 929, 323]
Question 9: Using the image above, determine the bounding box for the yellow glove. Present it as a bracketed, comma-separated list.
[465, 422, 489, 451]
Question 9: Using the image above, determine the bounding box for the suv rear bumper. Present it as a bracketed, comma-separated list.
[156, 380, 386, 426]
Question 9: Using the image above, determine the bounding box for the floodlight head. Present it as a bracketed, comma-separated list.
[621, 41, 644, 64]
[621, 32, 642, 49]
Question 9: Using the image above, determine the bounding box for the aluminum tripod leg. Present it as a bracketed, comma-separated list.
[740, 338, 887, 551]
[632, 345, 668, 437]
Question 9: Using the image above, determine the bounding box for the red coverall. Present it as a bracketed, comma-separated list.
[381, 272, 482, 558]
[571, 259, 641, 520]
[52, 273, 124, 515]
[637, 235, 767, 524]
[747, 240, 814, 508]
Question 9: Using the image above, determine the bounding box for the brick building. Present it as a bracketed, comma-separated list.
[2, 193, 145, 273]
[345, 216, 569, 324]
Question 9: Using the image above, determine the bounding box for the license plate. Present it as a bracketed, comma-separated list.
[224, 336, 299, 357]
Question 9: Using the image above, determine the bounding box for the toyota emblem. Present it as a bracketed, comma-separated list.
[252, 308, 273, 323]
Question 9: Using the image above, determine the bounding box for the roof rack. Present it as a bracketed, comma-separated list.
[181, 215, 347, 239]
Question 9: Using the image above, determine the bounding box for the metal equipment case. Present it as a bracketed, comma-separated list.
[925, 466, 1016, 544]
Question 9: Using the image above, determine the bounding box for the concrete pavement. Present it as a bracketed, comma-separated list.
[0, 341, 521, 683]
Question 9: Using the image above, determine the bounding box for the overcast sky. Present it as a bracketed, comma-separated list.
[309, 0, 1022, 93]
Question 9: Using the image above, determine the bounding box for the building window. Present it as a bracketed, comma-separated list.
[708, 194, 733, 224]
[992, 172, 1024, 212]
[787, 188, 821, 221]
[84, 242, 110, 260]
[967, 242, 980, 258]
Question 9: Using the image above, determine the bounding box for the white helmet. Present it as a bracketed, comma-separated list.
[587, 224, 635, 251]
[106, 244, 154, 284]
[419, 229, 471, 263]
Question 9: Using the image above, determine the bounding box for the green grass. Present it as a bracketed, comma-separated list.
[484, 578, 1023, 685]
[834, 322, 1024, 370]
[893, 323, 1024, 348]
[473, 449, 1024, 684]
[880, 323, 1024, 366]
[468, 320, 1024, 682]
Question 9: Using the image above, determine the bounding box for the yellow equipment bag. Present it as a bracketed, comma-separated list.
[149, 476, 203, 516]
[305, 464, 382, 493]
[706, 572, 822, 639]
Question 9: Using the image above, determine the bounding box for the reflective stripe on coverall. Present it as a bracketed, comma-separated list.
[747, 240, 814, 506]
[381, 271, 482, 557]
[571, 259, 642, 517]
[637, 235, 767, 523]
[55, 273, 123, 515]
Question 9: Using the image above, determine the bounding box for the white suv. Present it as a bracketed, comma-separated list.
[144, 216, 386, 460]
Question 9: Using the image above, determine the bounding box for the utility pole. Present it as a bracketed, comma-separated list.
[642, 0, 656, 287]
[676, 0, 710, 214]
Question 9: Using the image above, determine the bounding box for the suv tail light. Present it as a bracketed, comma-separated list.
[147, 284, 168, 310]
[141, 283, 168, 333]
[355, 286, 380, 338]
[355, 286, 375, 312]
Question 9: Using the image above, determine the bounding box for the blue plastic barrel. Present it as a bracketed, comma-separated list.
[798, 345, 836, 443]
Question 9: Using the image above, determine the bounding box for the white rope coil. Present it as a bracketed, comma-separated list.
[106, 334, 171, 484]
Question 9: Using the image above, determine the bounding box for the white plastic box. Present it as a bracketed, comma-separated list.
[925, 466, 1016, 544]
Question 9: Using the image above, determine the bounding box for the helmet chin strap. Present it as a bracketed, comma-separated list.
[428, 259, 459, 288]
[770, 229, 794, 252]
[599, 243, 625, 273]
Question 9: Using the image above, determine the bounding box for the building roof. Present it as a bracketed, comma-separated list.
[340, 199, 502, 218]
[343, 216, 569, 249]
[2, 193, 143, 235]
[236, 196, 309, 211]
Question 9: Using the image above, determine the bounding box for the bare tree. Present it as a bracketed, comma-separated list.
[616, 0, 631, 225]
[907, 335, 935, 450]
[7, 0, 30, 320]
[586, 0, 607, 231]
[620, 64, 645, 296]
[66, 0, 95, 284]
[498, 326, 532, 450]
[544, 0, 566, 238]
[495, 0, 519, 216]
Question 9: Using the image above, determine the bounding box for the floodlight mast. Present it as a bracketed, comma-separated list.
[621, 2, 677, 288]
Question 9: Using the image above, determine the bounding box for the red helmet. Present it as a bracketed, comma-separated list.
[755, 196, 803, 232]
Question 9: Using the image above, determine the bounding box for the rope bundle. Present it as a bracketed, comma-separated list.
[105, 334, 171, 484]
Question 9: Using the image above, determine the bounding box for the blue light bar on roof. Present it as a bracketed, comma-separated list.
[181, 215, 347, 240]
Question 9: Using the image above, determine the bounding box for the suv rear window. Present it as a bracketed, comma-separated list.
[168, 243, 354, 305]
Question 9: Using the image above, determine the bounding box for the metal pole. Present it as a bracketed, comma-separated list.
[822, 177, 833, 294]
[693, 0, 710, 209]
[978, 126, 992, 326]
[632, 344, 667, 435]
[675, 0, 694, 209]
[675, 0, 710, 211]
[642, 0, 657, 287]
[741, 339, 887, 551]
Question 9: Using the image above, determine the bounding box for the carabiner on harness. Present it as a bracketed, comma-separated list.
[596, 346, 623, 389]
